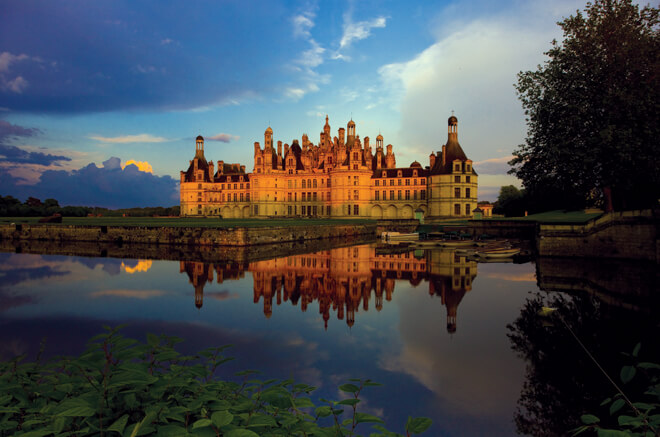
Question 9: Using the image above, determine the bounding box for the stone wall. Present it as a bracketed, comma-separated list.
[537, 209, 659, 261]
[467, 220, 537, 239]
[0, 223, 378, 247]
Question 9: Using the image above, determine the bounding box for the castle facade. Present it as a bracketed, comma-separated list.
[180, 115, 477, 220]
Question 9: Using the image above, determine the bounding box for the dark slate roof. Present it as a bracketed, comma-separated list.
[183, 150, 212, 183]
[372, 167, 429, 178]
[429, 136, 477, 175]
[285, 141, 305, 170]
[214, 173, 250, 183]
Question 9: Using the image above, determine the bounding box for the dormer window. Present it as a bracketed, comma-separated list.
[466, 164, 471, 172]
[413, 170, 417, 177]
[240, 176, 243, 182]
[454, 164, 460, 172]
[382, 171, 387, 177]
[397, 170, 402, 177]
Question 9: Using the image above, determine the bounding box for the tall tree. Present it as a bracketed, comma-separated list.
[510, 0, 659, 211]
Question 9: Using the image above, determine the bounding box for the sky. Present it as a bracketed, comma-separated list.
[0, 0, 588, 208]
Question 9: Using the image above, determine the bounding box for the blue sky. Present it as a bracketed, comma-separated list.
[0, 0, 586, 207]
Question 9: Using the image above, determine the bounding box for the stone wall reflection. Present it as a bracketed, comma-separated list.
[180, 244, 478, 331]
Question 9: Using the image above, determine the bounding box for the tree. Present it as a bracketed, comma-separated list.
[510, 0, 659, 211]
[493, 185, 526, 216]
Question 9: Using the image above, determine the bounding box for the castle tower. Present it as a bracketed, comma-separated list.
[196, 135, 204, 154]
[347, 120, 356, 147]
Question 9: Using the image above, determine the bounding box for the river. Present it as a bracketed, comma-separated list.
[0, 242, 657, 436]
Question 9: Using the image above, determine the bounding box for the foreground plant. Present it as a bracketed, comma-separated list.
[0, 326, 431, 436]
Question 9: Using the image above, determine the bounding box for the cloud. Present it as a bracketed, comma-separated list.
[90, 289, 168, 299]
[339, 16, 387, 50]
[161, 38, 174, 45]
[90, 134, 170, 143]
[4, 76, 28, 93]
[0, 156, 179, 208]
[121, 260, 153, 274]
[0, 120, 41, 140]
[292, 12, 315, 39]
[206, 133, 240, 143]
[0, 52, 30, 73]
[474, 156, 514, 175]
[0, 144, 70, 166]
[122, 160, 153, 173]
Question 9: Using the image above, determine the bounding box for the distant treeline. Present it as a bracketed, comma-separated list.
[0, 195, 180, 217]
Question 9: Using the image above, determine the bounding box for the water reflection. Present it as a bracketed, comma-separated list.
[180, 245, 478, 331]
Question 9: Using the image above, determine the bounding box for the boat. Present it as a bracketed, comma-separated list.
[476, 248, 521, 259]
[438, 240, 477, 248]
[381, 231, 419, 242]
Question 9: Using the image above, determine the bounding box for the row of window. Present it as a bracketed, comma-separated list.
[197, 183, 250, 190]
[454, 204, 472, 215]
[455, 188, 472, 198]
[374, 178, 425, 187]
[454, 175, 472, 183]
[374, 190, 426, 201]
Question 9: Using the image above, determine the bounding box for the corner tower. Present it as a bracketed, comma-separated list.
[426, 115, 478, 219]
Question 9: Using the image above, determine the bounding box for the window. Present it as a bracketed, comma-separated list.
[353, 205, 359, 215]
[313, 192, 317, 201]
[246, 193, 250, 201]
[455, 164, 460, 172]
[353, 152, 358, 160]
[302, 180, 306, 189]
[405, 179, 410, 186]
[240, 183, 244, 189]
[421, 179, 426, 185]
[288, 193, 292, 201]
[288, 180, 292, 188]
[313, 179, 317, 188]
[327, 179, 331, 188]
[240, 193, 244, 202]
[466, 188, 471, 198]
[405, 190, 410, 200]
[421, 190, 426, 200]
[375, 180, 380, 186]
[398, 179, 402, 186]
[347, 191, 351, 200]
[221, 184, 224, 189]
[455, 176, 461, 183]
[302, 206, 306, 215]
[413, 190, 417, 200]
[466, 164, 471, 172]
[466, 176, 471, 183]
[313, 206, 317, 215]
[455, 187, 461, 198]
[398, 190, 402, 200]
[354, 190, 358, 200]
[390, 179, 394, 186]
[257, 158, 262, 165]
[390, 190, 394, 200]
[397, 170, 402, 177]
[246, 183, 250, 189]
[327, 192, 331, 201]
[327, 206, 331, 215]
[466, 204, 471, 215]
[353, 164, 358, 170]
[222, 193, 225, 202]
[288, 206, 292, 215]
[454, 204, 461, 215]
[347, 205, 351, 215]
[308, 179, 311, 188]
[234, 183, 237, 189]
[382, 171, 387, 177]
[382, 190, 386, 200]
[302, 192, 306, 201]
[353, 176, 358, 186]
[375, 191, 380, 200]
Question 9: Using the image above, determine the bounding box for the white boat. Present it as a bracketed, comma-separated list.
[476, 248, 520, 259]
[381, 231, 420, 241]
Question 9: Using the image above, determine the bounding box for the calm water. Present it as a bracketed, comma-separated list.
[0, 243, 657, 436]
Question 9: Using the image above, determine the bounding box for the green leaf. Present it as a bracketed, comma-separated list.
[315, 406, 332, 418]
[108, 414, 129, 434]
[580, 414, 600, 425]
[405, 417, 432, 434]
[211, 410, 233, 427]
[620, 366, 636, 384]
[617, 415, 642, 426]
[156, 425, 189, 437]
[56, 406, 96, 417]
[600, 397, 612, 406]
[632, 343, 641, 357]
[638, 362, 660, 370]
[355, 412, 385, 424]
[596, 429, 631, 437]
[192, 419, 212, 429]
[337, 399, 360, 406]
[225, 430, 260, 437]
[146, 333, 159, 346]
[339, 384, 359, 393]
[609, 399, 625, 415]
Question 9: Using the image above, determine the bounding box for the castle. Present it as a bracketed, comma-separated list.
[180, 115, 478, 219]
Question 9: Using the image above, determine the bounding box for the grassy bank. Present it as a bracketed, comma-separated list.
[0, 217, 377, 228]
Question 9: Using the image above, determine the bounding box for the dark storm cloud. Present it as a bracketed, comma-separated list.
[0, 144, 71, 166]
[1, 157, 179, 208]
[0, 120, 41, 140]
[0, 0, 287, 113]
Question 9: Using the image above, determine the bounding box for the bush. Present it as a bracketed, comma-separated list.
[0, 327, 431, 436]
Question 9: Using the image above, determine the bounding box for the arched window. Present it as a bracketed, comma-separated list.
[302, 180, 306, 188]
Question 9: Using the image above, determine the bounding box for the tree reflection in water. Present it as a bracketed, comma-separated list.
[507, 290, 659, 436]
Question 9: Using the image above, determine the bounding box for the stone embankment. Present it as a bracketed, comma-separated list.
[0, 223, 377, 247]
[537, 209, 659, 262]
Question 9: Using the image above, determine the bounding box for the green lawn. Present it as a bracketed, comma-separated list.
[483, 210, 603, 224]
[0, 216, 377, 228]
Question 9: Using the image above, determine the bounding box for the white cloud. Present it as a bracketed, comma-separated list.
[474, 156, 514, 175]
[161, 38, 174, 45]
[207, 133, 240, 143]
[90, 134, 170, 143]
[0, 52, 29, 73]
[339, 16, 387, 50]
[5, 76, 28, 93]
[292, 12, 315, 39]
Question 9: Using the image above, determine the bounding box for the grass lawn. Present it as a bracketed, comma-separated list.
[483, 210, 603, 224]
[0, 216, 377, 228]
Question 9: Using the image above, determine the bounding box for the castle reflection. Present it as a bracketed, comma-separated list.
[180, 244, 477, 332]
